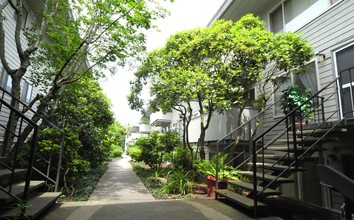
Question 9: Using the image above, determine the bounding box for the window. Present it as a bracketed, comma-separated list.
[270, 5, 283, 33]
[0, 69, 12, 92]
[269, 0, 332, 32]
[22, 81, 33, 103]
[293, 62, 318, 95]
[284, 0, 318, 23]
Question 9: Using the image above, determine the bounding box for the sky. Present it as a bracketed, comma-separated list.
[100, 0, 224, 126]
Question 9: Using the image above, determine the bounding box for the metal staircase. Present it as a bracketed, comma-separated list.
[0, 87, 64, 219]
[214, 71, 353, 217]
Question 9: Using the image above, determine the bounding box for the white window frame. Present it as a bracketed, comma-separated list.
[333, 42, 354, 120]
[21, 81, 33, 103]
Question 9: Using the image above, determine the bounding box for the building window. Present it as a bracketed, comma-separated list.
[293, 61, 318, 95]
[0, 69, 12, 92]
[270, 5, 284, 33]
[22, 81, 33, 103]
[284, 0, 318, 23]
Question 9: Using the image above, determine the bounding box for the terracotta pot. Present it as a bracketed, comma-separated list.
[206, 175, 228, 197]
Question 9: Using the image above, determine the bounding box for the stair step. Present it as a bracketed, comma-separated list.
[215, 189, 266, 209]
[0, 192, 61, 219]
[0, 169, 27, 187]
[228, 180, 281, 196]
[289, 128, 347, 136]
[0, 180, 45, 203]
[277, 136, 337, 144]
[239, 171, 294, 183]
[267, 146, 321, 152]
[257, 153, 317, 161]
[247, 162, 305, 171]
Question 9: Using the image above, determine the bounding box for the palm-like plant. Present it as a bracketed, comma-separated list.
[193, 153, 239, 180]
[161, 169, 193, 196]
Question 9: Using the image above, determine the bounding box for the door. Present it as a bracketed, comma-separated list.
[336, 44, 354, 119]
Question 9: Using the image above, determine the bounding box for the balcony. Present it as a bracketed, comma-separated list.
[150, 111, 172, 127]
[139, 124, 151, 134]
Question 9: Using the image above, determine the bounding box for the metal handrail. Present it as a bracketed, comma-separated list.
[251, 74, 342, 214]
[0, 86, 65, 198]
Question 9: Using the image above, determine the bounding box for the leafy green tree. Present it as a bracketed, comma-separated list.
[0, 0, 167, 152]
[130, 14, 313, 161]
[133, 130, 179, 170]
[36, 75, 115, 195]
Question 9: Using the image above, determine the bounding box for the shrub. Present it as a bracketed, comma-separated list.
[110, 144, 123, 158]
[161, 168, 193, 196]
[128, 146, 142, 161]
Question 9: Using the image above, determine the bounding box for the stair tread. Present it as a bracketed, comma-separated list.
[247, 162, 305, 171]
[0, 180, 45, 201]
[239, 171, 294, 183]
[257, 153, 317, 161]
[215, 189, 266, 209]
[0, 169, 26, 176]
[277, 136, 337, 143]
[0, 192, 61, 218]
[228, 181, 281, 195]
[267, 146, 320, 151]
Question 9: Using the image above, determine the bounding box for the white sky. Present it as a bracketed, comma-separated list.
[101, 0, 224, 126]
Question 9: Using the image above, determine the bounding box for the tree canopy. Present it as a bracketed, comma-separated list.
[129, 14, 314, 161]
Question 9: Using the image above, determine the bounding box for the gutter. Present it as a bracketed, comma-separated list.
[207, 0, 234, 26]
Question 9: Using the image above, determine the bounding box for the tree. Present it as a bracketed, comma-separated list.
[0, 0, 167, 152]
[133, 130, 179, 171]
[36, 75, 116, 195]
[130, 15, 273, 160]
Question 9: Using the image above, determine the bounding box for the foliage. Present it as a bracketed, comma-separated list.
[35, 76, 115, 196]
[280, 84, 313, 116]
[131, 162, 166, 198]
[110, 144, 123, 158]
[161, 169, 193, 196]
[65, 162, 109, 201]
[132, 130, 180, 169]
[172, 144, 192, 169]
[129, 14, 313, 161]
[0, 0, 168, 161]
[128, 144, 143, 161]
[193, 154, 239, 180]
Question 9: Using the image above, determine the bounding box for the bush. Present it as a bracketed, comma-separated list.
[161, 168, 193, 196]
[172, 145, 191, 169]
[110, 144, 123, 158]
[128, 146, 142, 161]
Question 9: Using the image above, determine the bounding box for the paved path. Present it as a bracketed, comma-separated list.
[88, 155, 155, 202]
[42, 155, 281, 220]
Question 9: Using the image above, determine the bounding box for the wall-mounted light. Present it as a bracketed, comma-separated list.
[317, 53, 326, 63]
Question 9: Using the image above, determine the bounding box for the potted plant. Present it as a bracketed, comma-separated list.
[193, 153, 239, 197]
[280, 84, 313, 125]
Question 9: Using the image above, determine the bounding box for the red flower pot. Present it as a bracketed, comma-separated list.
[206, 175, 228, 197]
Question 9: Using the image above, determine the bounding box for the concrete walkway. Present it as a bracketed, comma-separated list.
[41, 155, 281, 220]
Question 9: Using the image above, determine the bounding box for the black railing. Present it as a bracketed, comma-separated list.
[0, 97, 38, 204]
[215, 68, 354, 217]
[251, 74, 343, 215]
[0, 85, 64, 200]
